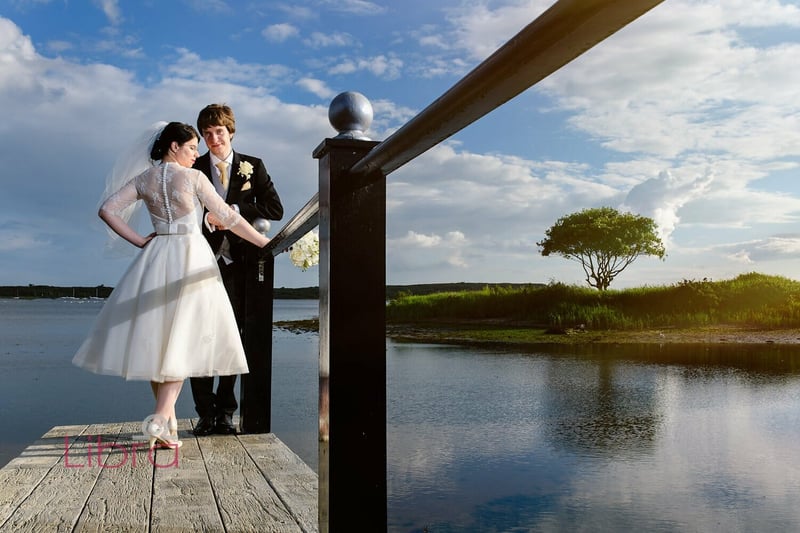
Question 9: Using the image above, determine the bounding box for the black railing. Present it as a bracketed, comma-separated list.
[262, 193, 318, 256]
[256, 0, 666, 531]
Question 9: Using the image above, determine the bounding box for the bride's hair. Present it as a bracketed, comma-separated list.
[150, 122, 199, 160]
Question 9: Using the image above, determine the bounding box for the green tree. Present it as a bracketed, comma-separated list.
[537, 207, 666, 291]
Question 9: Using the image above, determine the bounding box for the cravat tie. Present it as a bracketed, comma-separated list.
[216, 161, 229, 190]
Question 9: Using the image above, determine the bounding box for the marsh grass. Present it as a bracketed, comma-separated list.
[386, 272, 800, 330]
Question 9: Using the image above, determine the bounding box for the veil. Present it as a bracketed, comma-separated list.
[98, 121, 167, 257]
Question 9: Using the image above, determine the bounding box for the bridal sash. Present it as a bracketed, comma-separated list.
[153, 222, 198, 235]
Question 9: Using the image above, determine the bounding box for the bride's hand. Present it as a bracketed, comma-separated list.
[140, 232, 156, 248]
[208, 213, 228, 230]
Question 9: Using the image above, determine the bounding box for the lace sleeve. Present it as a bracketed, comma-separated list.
[195, 172, 242, 228]
[100, 178, 139, 216]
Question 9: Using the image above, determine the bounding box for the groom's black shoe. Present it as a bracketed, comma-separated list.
[193, 416, 216, 436]
[215, 414, 237, 435]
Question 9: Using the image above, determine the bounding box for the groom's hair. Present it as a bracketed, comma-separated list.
[197, 104, 236, 136]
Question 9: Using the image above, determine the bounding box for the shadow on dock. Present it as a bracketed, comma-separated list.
[0, 420, 318, 532]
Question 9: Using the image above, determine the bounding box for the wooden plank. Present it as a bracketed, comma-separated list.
[0, 425, 89, 527]
[150, 420, 223, 532]
[239, 433, 318, 533]
[73, 421, 154, 533]
[0, 422, 319, 532]
[0, 423, 122, 532]
[199, 431, 301, 532]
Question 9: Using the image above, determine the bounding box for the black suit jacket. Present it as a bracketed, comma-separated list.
[194, 151, 283, 264]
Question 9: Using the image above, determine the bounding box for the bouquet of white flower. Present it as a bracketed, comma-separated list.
[289, 231, 320, 271]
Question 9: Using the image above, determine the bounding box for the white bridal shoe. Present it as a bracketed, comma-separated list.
[141, 414, 182, 449]
[168, 416, 179, 439]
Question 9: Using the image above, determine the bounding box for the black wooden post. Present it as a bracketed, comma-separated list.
[240, 247, 274, 433]
[315, 132, 385, 531]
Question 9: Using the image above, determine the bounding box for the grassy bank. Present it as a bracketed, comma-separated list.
[387, 273, 800, 329]
[272, 273, 800, 346]
[385, 273, 800, 341]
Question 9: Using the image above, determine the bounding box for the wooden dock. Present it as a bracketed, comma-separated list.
[0, 420, 318, 532]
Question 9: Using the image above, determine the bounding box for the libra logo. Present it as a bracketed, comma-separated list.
[63, 435, 179, 469]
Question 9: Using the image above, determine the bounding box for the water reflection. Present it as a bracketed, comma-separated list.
[542, 358, 661, 457]
[551, 341, 800, 374]
[6, 298, 800, 531]
[387, 340, 800, 532]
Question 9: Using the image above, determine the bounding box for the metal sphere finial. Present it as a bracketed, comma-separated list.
[328, 91, 373, 140]
[253, 218, 271, 236]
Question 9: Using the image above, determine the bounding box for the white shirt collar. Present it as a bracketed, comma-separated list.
[210, 151, 234, 168]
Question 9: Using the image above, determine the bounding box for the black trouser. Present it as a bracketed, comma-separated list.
[190, 258, 243, 418]
[190, 374, 238, 418]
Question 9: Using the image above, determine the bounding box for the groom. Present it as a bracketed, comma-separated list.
[191, 103, 284, 436]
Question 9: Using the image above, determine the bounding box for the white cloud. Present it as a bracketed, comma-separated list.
[446, 1, 553, 61]
[393, 231, 443, 248]
[678, 177, 800, 230]
[419, 34, 448, 49]
[535, 0, 800, 162]
[410, 56, 470, 79]
[388, 143, 608, 223]
[296, 77, 335, 99]
[388, 230, 470, 270]
[0, 227, 51, 251]
[93, 0, 121, 26]
[45, 40, 71, 54]
[727, 250, 755, 264]
[369, 98, 417, 131]
[262, 23, 299, 43]
[0, 16, 330, 287]
[91, 27, 144, 58]
[304, 31, 354, 48]
[757, 235, 800, 255]
[321, 0, 386, 16]
[327, 60, 355, 75]
[275, 4, 315, 20]
[718, 234, 800, 264]
[166, 48, 294, 87]
[184, 0, 230, 13]
[622, 169, 714, 242]
[328, 54, 403, 79]
[2, 1, 800, 289]
[0, 19, 38, 90]
[455, 0, 800, 272]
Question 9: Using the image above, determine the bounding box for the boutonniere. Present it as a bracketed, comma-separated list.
[237, 161, 254, 180]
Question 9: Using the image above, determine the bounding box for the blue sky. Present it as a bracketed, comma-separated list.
[1, 0, 799, 289]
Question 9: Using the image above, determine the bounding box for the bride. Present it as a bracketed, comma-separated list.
[72, 121, 270, 449]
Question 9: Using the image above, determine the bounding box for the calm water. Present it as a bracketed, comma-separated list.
[0, 298, 320, 470]
[388, 342, 800, 532]
[3, 299, 800, 531]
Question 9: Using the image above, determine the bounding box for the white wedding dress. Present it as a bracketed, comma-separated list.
[73, 162, 249, 382]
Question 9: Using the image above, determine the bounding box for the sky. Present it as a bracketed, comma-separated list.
[1, 0, 799, 290]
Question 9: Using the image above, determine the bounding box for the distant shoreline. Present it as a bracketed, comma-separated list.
[386, 323, 800, 346]
[276, 318, 800, 347]
[0, 285, 317, 300]
[1, 282, 537, 301]
[0, 285, 114, 299]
